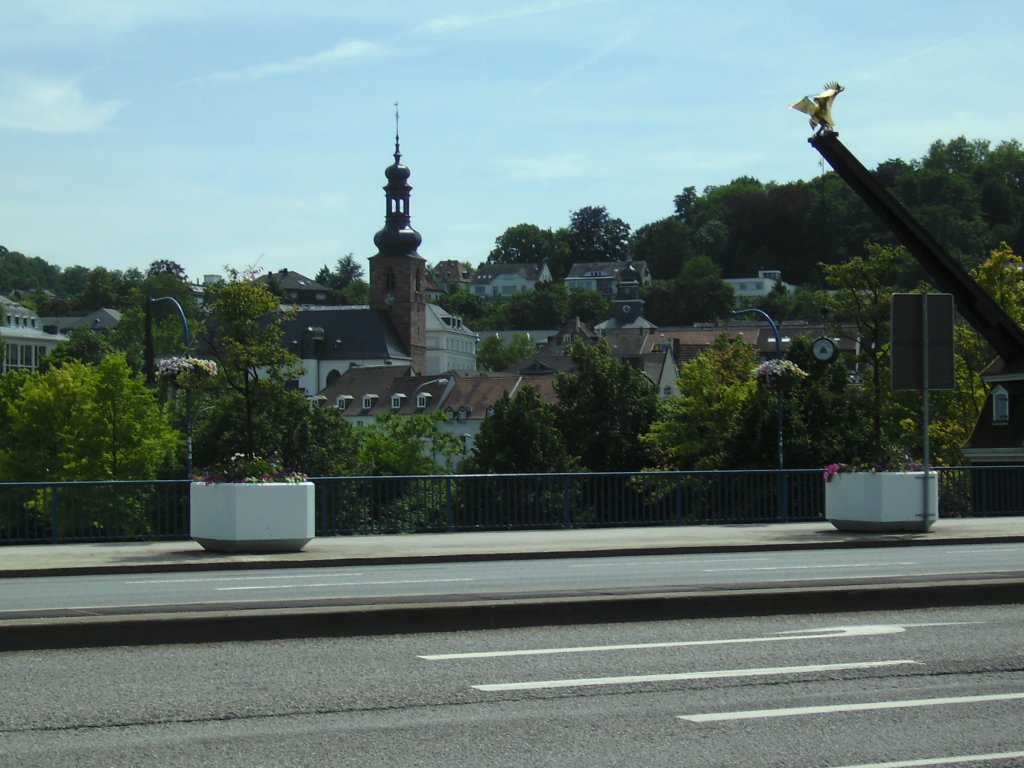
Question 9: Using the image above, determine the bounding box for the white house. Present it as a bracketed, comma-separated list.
[426, 303, 477, 374]
[471, 262, 552, 297]
[723, 269, 795, 299]
[1, 295, 67, 374]
[564, 260, 651, 296]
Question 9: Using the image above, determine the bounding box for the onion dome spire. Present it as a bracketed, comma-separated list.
[373, 102, 422, 256]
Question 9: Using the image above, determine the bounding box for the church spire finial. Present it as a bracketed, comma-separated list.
[393, 101, 400, 158]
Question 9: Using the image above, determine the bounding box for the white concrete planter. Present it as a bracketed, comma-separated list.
[825, 471, 938, 532]
[189, 482, 315, 553]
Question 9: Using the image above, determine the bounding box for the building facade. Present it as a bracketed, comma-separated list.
[1, 295, 67, 373]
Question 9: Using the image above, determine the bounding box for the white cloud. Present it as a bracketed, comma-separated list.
[419, 0, 597, 34]
[495, 153, 590, 182]
[0, 71, 124, 133]
[191, 39, 380, 83]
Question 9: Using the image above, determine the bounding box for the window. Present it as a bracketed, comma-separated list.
[993, 385, 1010, 424]
[336, 396, 353, 411]
[391, 393, 407, 410]
[362, 394, 377, 410]
[417, 392, 430, 409]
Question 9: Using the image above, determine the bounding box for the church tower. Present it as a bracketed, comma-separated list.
[368, 109, 427, 374]
[612, 261, 645, 323]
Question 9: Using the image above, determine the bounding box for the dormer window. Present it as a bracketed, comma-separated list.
[336, 395, 353, 411]
[993, 385, 1010, 425]
[362, 394, 378, 410]
[417, 392, 431, 409]
[391, 393, 407, 410]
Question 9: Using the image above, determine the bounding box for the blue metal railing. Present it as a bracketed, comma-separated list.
[2, 466, 1023, 544]
[0, 480, 190, 544]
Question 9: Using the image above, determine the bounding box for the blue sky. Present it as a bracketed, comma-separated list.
[1, 1, 1022, 284]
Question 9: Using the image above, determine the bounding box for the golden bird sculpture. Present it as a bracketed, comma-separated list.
[791, 81, 844, 134]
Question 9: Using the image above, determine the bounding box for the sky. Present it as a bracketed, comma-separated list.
[2, 1, 1023, 285]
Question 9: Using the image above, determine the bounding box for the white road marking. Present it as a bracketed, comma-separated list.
[762, 569, 1024, 583]
[473, 660, 918, 692]
[704, 563, 914, 572]
[826, 750, 1024, 767]
[568, 557, 769, 568]
[421, 624, 924, 660]
[678, 692, 1024, 723]
[125, 573, 364, 584]
[216, 578, 473, 591]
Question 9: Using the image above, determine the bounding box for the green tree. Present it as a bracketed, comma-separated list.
[505, 281, 570, 329]
[554, 339, 660, 471]
[643, 336, 757, 470]
[567, 206, 632, 267]
[354, 412, 462, 475]
[642, 255, 733, 326]
[820, 242, 912, 462]
[40, 326, 116, 371]
[567, 288, 611, 326]
[316, 254, 368, 304]
[437, 289, 487, 326]
[197, 269, 302, 458]
[466, 386, 575, 473]
[0, 354, 177, 481]
[629, 216, 694, 280]
[0, 249, 61, 293]
[476, 332, 537, 372]
[192, 387, 359, 477]
[147, 260, 188, 281]
[727, 337, 876, 469]
[488, 223, 571, 276]
[337, 280, 370, 305]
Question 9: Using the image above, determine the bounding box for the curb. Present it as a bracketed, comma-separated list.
[3, 578, 1022, 653]
[5, 534, 1024, 579]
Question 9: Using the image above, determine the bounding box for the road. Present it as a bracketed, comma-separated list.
[2, 543, 1023, 619]
[1, 604, 1021, 767]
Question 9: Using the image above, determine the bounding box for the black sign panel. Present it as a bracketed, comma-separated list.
[891, 293, 955, 391]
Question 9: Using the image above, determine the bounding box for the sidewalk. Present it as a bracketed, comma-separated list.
[4, 516, 1024, 578]
[2, 517, 1022, 652]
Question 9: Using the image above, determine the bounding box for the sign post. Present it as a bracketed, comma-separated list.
[891, 293, 955, 531]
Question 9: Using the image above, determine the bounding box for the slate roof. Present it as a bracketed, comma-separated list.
[258, 269, 329, 293]
[565, 260, 651, 282]
[37, 308, 122, 334]
[471, 262, 549, 284]
[278, 306, 410, 364]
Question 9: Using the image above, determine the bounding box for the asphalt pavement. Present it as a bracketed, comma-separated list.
[1, 517, 1022, 651]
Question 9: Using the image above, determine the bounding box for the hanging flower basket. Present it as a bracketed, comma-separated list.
[156, 356, 218, 389]
[753, 359, 807, 389]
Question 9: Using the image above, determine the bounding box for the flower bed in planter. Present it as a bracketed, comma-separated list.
[189, 481, 315, 553]
[825, 471, 937, 532]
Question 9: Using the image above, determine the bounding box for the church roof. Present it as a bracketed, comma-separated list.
[278, 306, 411, 363]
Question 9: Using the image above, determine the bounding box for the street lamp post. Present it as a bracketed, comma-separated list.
[148, 296, 194, 478]
[732, 308, 787, 521]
